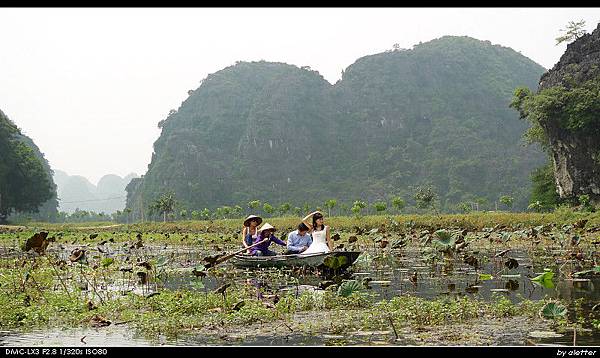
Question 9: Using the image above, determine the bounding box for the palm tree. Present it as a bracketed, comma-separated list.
[324, 199, 337, 217]
[124, 207, 133, 224]
[373, 201, 387, 214]
[279, 202, 291, 217]
[263, 202, 274, 217]
[151, 192, 177, 222]
[391, 196, 405, 213]
[248, 200, 261, 213]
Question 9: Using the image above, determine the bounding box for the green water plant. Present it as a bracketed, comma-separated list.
[540, 301, 567, 319]
[337, 280, 363, 297]
[432, 229, 456, 254]
[531, 269, 555, 288]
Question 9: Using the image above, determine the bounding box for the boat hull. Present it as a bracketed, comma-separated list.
[231, 251, 361, 269]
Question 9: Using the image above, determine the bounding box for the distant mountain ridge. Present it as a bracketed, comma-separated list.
[55, 170, 138, 213]
[126, 35, 548, 215]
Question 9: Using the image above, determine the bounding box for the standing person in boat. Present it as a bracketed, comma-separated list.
[284, 222, 313, 254]
[301, 211, 333, 255]
[242, 215, 262, 254]
[248, 223, 286, 256]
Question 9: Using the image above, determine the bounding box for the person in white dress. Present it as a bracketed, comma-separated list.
[300, 211, 333, 255]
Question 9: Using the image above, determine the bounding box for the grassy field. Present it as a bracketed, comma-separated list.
[10, 209, 600, 234]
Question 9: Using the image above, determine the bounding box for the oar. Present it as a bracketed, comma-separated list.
[205, 238, 270, 268]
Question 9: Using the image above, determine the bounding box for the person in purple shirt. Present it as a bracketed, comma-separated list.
[248, 223, 286, 256]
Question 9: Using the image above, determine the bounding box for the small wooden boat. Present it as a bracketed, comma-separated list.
[231, 251, 361, 269]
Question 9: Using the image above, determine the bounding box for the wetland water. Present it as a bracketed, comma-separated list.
[1, 226, 600, 346]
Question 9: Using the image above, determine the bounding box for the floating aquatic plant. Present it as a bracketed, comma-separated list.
[539, 301, 567, 319]
[338, 280, 363, 297]
[505, 258, 519, 270]
[573, 266, 600, 277]
[432, 230, 456, 253]
[324, 256, 348, 270]
[478, 273, 493, 281]
[100, 257, 114, 268]
[532, 269, 555, 289]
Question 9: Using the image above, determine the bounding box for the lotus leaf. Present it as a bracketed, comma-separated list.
[532, 225, 545, 235]
[100, 257, 114, 268]
[233, 300, 245, 311]
[432, 230, 456, 252]
[324, 255, 348, 270]
[23, 231, 51, 254]
[573, 266, 600, 277]
[478, 273, 493, 281]
[532, 270, 554, 283]
[505, 258, 519, 270]
[464, 255, 478, 267]
[391, 237, 407, 249]
[337, 280, 363, 297]
[192, 280, 205, 290]
[539, 302, 567, 319]
[505, 280, 519, 291]
[156, 256, 169, 268]
[434, 229, 452, 241]
[532, 270, 555, 289]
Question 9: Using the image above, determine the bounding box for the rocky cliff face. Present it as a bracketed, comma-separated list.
[538, 23, 600, 200]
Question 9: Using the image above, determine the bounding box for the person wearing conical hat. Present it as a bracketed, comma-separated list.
[300, 211, 332, 255]
[247, 222, 286, 256]
[241, 215, 262, 254]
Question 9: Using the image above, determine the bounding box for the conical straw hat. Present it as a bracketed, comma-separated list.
[243, 215, 263, 227]
[257, 222, 276, 233]
[302, 211, 322, 223]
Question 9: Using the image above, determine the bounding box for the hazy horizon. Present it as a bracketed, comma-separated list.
[52, 168, 139, 186]
[1, 8, 599, 185]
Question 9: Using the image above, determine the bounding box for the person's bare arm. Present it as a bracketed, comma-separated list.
[242, 227, 249, 247]
[302, 218, 313, 232]
[242, 227, 252, 254]
[326, 226, 333, 250]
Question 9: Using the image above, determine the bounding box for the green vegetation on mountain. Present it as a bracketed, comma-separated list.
[126, 36, 547, 217]
[511, 22, 600, 205]
[0, 110, 56, 223]
[330, 36, 546, 211]
[529, 163, 562, 211]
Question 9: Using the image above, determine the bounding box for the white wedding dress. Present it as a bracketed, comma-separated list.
[301, 226, 331, 255]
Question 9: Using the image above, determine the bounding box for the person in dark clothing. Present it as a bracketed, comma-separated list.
[247, 222, 286, 256]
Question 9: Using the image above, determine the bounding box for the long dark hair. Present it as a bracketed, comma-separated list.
[312, 212, 324, 231]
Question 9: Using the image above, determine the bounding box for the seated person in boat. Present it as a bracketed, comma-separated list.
[242, 215, 262, 254]
[284, 222, 313, 254]
[301, 211, 332, 254]
[247, 223, 286, 256]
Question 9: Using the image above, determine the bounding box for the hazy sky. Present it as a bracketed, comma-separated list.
[1, 8, 599, 185]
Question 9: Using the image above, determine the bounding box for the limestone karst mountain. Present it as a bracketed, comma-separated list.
[0, 109, 57, 222]
[126, 36, 548, 215]
[55, 170, 139, 214]
[528, 23, 600, 202]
